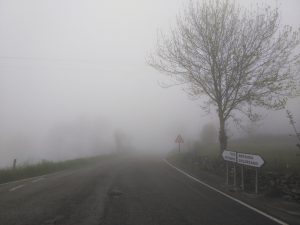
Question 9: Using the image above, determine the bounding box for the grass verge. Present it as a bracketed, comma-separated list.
[0, 154, 113, 184]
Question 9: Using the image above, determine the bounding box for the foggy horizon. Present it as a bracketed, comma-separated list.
[0, 0, 299, 167]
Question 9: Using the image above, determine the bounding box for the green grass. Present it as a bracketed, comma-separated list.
[230, 143, 300, 173]
[0, 154, 113, 184]
[181, 136, 300, 173]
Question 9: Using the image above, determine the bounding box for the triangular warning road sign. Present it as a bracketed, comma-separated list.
[175, 134, 184, 143]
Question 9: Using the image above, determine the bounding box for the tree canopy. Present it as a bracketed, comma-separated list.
[148, 0, 300, 153]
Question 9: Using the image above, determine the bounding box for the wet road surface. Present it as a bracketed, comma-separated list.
[0, 156, 283, 225]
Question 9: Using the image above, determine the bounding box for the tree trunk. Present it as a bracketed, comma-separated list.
[218, 115, 227, 154]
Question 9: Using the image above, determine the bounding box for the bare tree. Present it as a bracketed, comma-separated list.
[286, 110, 300, 150]
[148, 0, 300, 154]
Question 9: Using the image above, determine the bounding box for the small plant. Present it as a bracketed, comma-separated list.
[286, 110, 300, 150]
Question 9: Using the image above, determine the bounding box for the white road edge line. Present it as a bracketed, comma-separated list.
[164, 159, 288, 225]
[9, 184, 25, 192]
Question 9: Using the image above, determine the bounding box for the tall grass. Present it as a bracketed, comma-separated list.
[0, 154, 112, 184]
[182, 135, 300, 173]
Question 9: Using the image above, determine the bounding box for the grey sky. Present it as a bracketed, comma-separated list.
[0, 0, 299, 166]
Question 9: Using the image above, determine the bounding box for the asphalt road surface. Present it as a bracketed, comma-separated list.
[0, 156, 285, 225]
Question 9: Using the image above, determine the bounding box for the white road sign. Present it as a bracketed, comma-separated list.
[237, 153, 264, 168]
[222, 150, 236, 162]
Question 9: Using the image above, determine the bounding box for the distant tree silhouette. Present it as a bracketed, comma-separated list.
[201, 123, 218, 144]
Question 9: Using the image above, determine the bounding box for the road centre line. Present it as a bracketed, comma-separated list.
[0, 170, 66, 187]
[164, 159, 288, 225]
[0, 175, 46, 187]
[31, 177, 45, 183]
[9, 184, 25, 192]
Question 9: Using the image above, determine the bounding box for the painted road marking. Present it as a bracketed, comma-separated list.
[9, 184, 25, 192]
[0, 175, 46, 187]
[0, 170, 66, 187]
[164, 159, 288, 225]
[31, 177, 45, 183]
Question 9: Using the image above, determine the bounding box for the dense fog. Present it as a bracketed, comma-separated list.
[0, 0, 299, 167]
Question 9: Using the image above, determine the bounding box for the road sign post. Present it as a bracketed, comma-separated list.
[222, 150, 236, 186]
[237, 152, 264, 194]
[237, 153, 264, 168]
[255, 168, 258, 194]
[175, 135, 184, 153]
[222, 150, 236, 163]
[226, 162, 229, 185]
[241, 166, 244, 190]
[233, 164, 236, 186]
[223, 150, 264, 193]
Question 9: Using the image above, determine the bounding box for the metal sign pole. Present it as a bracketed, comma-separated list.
[233, 163, 236, 187]
[241, 166, 244, 190]
[175, 134, 183, 153]
[223, 150, 264, 192]
[226, 162, 229, 185]
[255, 168, 258, 194]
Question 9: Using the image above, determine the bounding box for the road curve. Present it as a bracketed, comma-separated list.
[0, 156, 283, 225]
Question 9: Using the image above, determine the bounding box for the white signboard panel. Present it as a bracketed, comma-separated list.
[222, 150, 236, 163]
[237, 153, 264, 168]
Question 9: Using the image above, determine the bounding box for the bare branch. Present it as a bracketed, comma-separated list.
[147, 0, 300, 152]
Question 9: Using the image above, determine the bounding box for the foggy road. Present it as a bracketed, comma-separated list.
[0, 156, 285, 225]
